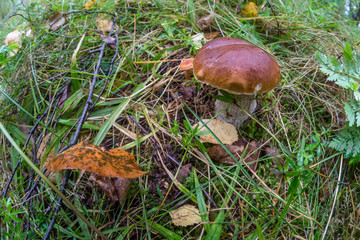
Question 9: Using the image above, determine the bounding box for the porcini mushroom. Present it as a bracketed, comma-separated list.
[193, 37, 280, 127]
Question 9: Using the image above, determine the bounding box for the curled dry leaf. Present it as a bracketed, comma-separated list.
[169, 204, 202, 226]
[89, 173, 131, 204]
[241, 2, 258, 17]
[180, 82, 196, 100]
[265, 147, 281, 159]
[47, 142, 147, 178]
[4, 28, 34, 56]
[204, 31, 220, 39]
[48, 13, 67, 31]
[196, 14, 214, 31]
[4, 30, 22, 56]
[84, 0, 96, 10]
[96, 17, 119, 33]
[207, 139, 260, 171]
[176, 163, 192, 183]
[193, 119, 238, 145]
[100, 34, 117, 49]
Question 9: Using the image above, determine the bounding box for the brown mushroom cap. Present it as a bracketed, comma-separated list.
[193, 37, 280, 94]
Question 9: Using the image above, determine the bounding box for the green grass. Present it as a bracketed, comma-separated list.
[1, 0, 360, 239]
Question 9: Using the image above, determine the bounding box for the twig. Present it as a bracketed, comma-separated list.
[43, 42, 107, 239]
[91, 32, 119, 109]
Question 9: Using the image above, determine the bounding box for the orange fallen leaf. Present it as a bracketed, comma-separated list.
[241, 2, 258, 17]
[47, 142, 147, 178]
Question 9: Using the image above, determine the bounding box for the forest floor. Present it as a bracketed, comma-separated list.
[1, 0, 360, 239]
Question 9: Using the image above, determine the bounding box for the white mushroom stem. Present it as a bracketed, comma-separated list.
[215, 91, 257, 128]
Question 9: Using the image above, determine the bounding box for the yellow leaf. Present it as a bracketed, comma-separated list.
[241, 2, 258, 17]
[193, 119, 239, 145]
[4, 30, 22, 56]
[169, 205, 202, 226]
[96, 16, 119, 33]
[84, 0, 96, 10]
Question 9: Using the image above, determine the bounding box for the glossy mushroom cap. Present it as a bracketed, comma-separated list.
[193, 37, 280, 94]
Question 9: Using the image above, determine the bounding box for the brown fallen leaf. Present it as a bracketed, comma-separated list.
[169, 204, 202, 226]
[100, 34, 117, 49]
[180, 82, 196, 101]
[48, 13, 67, 31]
[89, 173, 131, 204]
[196, 14, 214, 31]
[176, 163, 192, 183]
[47, 142, 147, 178]
[265, 147, 281, 159]
[241, 2, 258, 17]
[207, 138, 260, 171]
[204, 31, 220, 39]
[58, 87, 69, 109]
[37, 133, 55, 166]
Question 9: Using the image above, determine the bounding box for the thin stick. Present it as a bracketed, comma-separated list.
[321, 154, 343, 240]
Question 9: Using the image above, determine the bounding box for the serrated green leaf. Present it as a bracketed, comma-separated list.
[344, 102, 355, 126]
[344, 42, 353, 61]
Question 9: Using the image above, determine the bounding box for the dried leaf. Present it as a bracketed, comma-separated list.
[100, 34, 117, 49]
[196, 15, 214, 31]
[176, 163, 192, 182]
[193, 119, 238, 145]
[84, 0, 96, 10]
[204, 31, 220, 39]
[37, 133, 54, 162]
[58, 87, 69, 109]
[241, 2, 258, 17]
[207, 144, 244, 164]
[89, 174, 131, 204]
[4, 30, 22, 56]
[48, 13, 67, 31]
[207, 138, 260, 171]
[265, 147, 281, 159]
[96, 17, 119, 33]
[169, 204, 202, 226]
[47, 142, 147, 178]
[180, 82, 196, 101]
